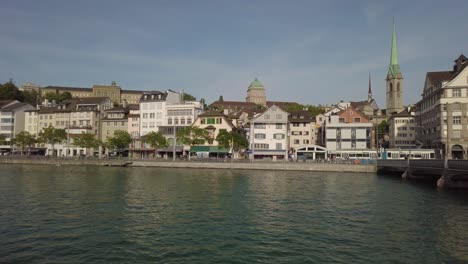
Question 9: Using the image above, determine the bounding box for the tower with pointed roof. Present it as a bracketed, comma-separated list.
[386, 20, 404, 115]
[246, 78, 267, 106]
[368, 73, 373, 102]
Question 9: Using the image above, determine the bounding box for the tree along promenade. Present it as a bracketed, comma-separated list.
[0, 156, 376, 173]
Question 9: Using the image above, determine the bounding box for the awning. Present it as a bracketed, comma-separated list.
[190, 146, 229, 153]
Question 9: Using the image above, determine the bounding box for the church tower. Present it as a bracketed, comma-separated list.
[386, 20, 404, 115]
[246, 78, 267, 106]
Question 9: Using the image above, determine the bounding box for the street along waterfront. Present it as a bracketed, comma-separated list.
[0, 165, 467, 263]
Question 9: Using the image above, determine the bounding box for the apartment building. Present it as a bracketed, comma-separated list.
[41, 81, 146, 105]
[289, 110, 316, 149]
[0, 100, 35, 144]
[416, 54, 468, 159]
[249, 105, 289, 160]
[325, 107, 373, 151]
[388, 107, 417, 149]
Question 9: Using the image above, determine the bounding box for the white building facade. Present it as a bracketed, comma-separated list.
[249, 105, 289, 160]
[325, 115, 373, 152]
[388, 107, 417, 149]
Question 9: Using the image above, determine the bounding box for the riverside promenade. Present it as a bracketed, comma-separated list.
[0, 156, 376, 173]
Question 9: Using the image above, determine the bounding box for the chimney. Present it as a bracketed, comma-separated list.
[52, 100, 56, 107]
[122, 99, 127, 108]
[44, 99, 49, 106]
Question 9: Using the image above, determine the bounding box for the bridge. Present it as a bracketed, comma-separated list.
[377, 159, 468, 188]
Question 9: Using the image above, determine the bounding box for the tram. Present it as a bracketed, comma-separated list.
[327, 149, 436, 160]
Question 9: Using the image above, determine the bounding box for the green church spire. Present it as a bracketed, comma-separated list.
[388, 19, 401, 78]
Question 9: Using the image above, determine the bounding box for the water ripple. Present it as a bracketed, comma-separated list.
[0, 165, 468, 263]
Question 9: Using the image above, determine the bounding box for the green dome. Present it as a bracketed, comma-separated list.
[249, 78, 264, 89]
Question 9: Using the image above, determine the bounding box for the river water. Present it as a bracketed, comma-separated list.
[0, 164, 467, 263]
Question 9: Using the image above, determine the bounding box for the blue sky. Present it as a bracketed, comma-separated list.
[1, 0, 467, 107]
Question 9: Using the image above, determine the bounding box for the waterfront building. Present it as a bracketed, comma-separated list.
[386, 21, 404, 115]
[101, 106, 131, 142]
[24, 109, 39, 136]
[31, 97, 112, 156]
[139, 90, 180, 137]
[138, 90, 203, 157]
[0, 100, 35, 147]
[246, 78, 267, 106]
[415, 54, 468, 159]
[316, 103, 349, 146]
[289, 110, 316, 149]
[249, 105, 289, 160]
[190, 110, 236, 157]
[41, 81, 146, 105]
[127, 105, 140, 139]
[388, 106, 417, 149]
[325, 107, 373, 152]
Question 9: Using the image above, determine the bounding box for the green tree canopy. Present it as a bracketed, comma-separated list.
[176, 126, 209, 160]
[142, 131, 168, 157]
[38, 126, 67, 154]
[13, 131, 36, 154]
[73, 132, 100, 149]
[22, 90, 40, 106]
[216, 130, 248, 152]
[305, 105, 326, 117]
[73, 132, 101, 157]
[106, 130, 132, 151]
[378, 120, 389, 135]
[0, 80, 24, 101]
[0, 134, 6, 145]
[177, 126, 209, 146]
[183, 92, 196, 101]
[43, 91, 72, 103]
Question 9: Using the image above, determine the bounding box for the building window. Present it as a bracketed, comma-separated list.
[187, 118, 192, 124]
[264, 114, 270, 119]
[274, 133, 285, 140]
[276, 124, 283, 129]
[168, 118, 172, 125]
[181, 118, 185, 125]
[276, 143, 282, 150]
[174, 118, 179, 125]
[276, 114, 282, 119]
[452, 89, 461, 97]
[453, 116, 461, 124]
[254, 133, 266, 139]
[303, 139, 309, 144]
[294, 139, 300, 144]
[254, 124, 266, 129]
[339, 118, 345, 123]
[354, 118, 361, 123]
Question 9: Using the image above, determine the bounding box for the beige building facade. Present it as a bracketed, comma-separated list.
[289, 110, 316, 149]
[41, 81, 145, 105]
[416, 54, 468, 159]
[246, 78, 267, 106]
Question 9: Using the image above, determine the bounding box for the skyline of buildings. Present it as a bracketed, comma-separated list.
[1, 18, 467, 160]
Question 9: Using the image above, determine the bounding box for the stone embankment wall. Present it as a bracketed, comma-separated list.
[0, 158, 377, 173]
[131, 161, 376, 173]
